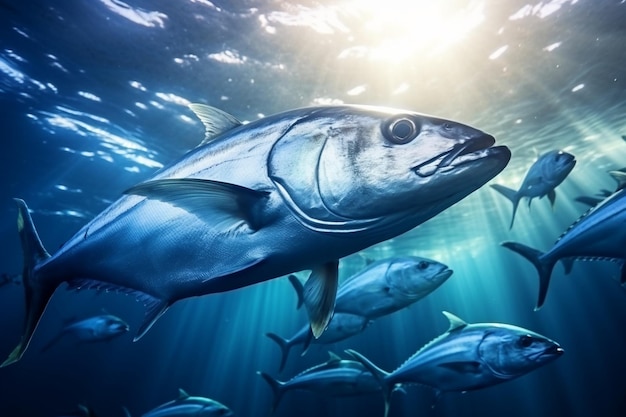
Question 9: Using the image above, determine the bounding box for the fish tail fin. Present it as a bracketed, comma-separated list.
[490, 184, 520, 229]
[501, 241, 555, 310]
[265, 332, 292, 372]
[345, 349, 392, 417]
[257, 371, 286, 413]
[2, 199, 57, 367]
[287, 274, 304, 310]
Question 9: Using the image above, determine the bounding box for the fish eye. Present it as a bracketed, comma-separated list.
[417, 261, 429, 270]
[383, 116, 420, 144]
[518, 335, 534, 347]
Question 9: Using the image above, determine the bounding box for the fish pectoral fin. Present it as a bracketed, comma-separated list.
[304, 260, 339, 338]
[547, 189, 557, 208]
[134, 295, 171, 341]
[124, 178, 270, 231]
[439, 361, 482, 374]
[189, 103, 242, 146]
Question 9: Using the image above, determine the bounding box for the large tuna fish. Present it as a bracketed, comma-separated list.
[5, 104, 510, 366]
[347, 312, 563, 417]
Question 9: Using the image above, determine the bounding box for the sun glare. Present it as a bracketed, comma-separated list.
[341, 0, 486, 62]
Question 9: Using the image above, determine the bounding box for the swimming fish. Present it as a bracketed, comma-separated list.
[490, 150, 576, 228]
[266, 312, 372, 372]
[0, 272, 21, 288]
[40, 314, 129, 352]
[347, 311, 563, 417]
[133, 389, 233, 417]
[502, 177, 626, 309]
[268, 257, 452, 370]
[5, 104, 510, 366]
[258, 352, 380, 412]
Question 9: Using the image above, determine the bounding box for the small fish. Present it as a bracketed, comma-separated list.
[0, 273, 21, 288]
[574, 170, 626, 208]
[490, 150, 576, 228]
[347, 311, 563, 417]
[266, 312, 372, 372]
[130, 389, 233, 417]
[5, 104, 510, 366]
[258, 352, 380, 412]
[502, 175, 626, 309]
[40, 314, 129, 352]
[269, 257, 451, 370]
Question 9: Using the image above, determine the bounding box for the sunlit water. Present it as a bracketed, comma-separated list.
[1, 1, 625, 416]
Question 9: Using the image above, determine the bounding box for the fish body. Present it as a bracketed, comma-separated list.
[41, 314, 129, 352]
[6, 104, 510, 365]
[258, 352, 380, 412]
[269, 256, 452, 370]
[348, 312, 563, 417]
[140, 389, 233, 417]
[502, 186, 626, 309]
[491, 150, 575, 228]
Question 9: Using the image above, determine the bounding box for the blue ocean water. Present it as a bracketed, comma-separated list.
[1, 0, 625, 416]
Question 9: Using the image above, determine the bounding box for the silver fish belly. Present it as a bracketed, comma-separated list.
[5, 104, 510, 366]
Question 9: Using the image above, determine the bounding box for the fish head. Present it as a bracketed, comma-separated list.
[539, 150, 576, 184]
[384, 256, 453, 300]
[477, 324, 563, 380]
[99, 315, 130, 335]
[269, 105, 510, 235]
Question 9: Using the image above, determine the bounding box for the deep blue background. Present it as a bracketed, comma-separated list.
[1, 1, 626, 416]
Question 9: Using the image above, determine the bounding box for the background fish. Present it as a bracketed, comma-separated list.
[40, 313, 130, 353]
[127, 389, 233, 417]
[258, 352, 380, 413]
[347, 312, 563, 417]
[502, 184, 626, 309]
[268, 256, 451, 370]
[490, 150, 576, 228]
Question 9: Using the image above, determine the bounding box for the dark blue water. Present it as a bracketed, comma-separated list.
[1, 0, 626, 416]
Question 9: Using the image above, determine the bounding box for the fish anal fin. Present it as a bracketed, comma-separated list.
[124, 178, 270, 231]
[304, 260, 339, 338]
[134, 296, 170, 341]
[547, 189, 557, 208]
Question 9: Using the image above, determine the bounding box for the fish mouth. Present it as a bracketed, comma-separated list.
[413, 134, 499, 177]
[543, 344, 564, 356]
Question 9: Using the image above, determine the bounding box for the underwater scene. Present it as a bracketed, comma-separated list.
[1, 0, 625, 416]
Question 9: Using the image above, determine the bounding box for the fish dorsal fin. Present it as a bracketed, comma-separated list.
[609, 170, 626, 191]
[327, 351, 342, 363]
[442, 311, 467, 332]
[177, 388, 190, 400]
[189, 103, 242, 146]
[124, 178, 270, 231]
[304, 260, 339, 338]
